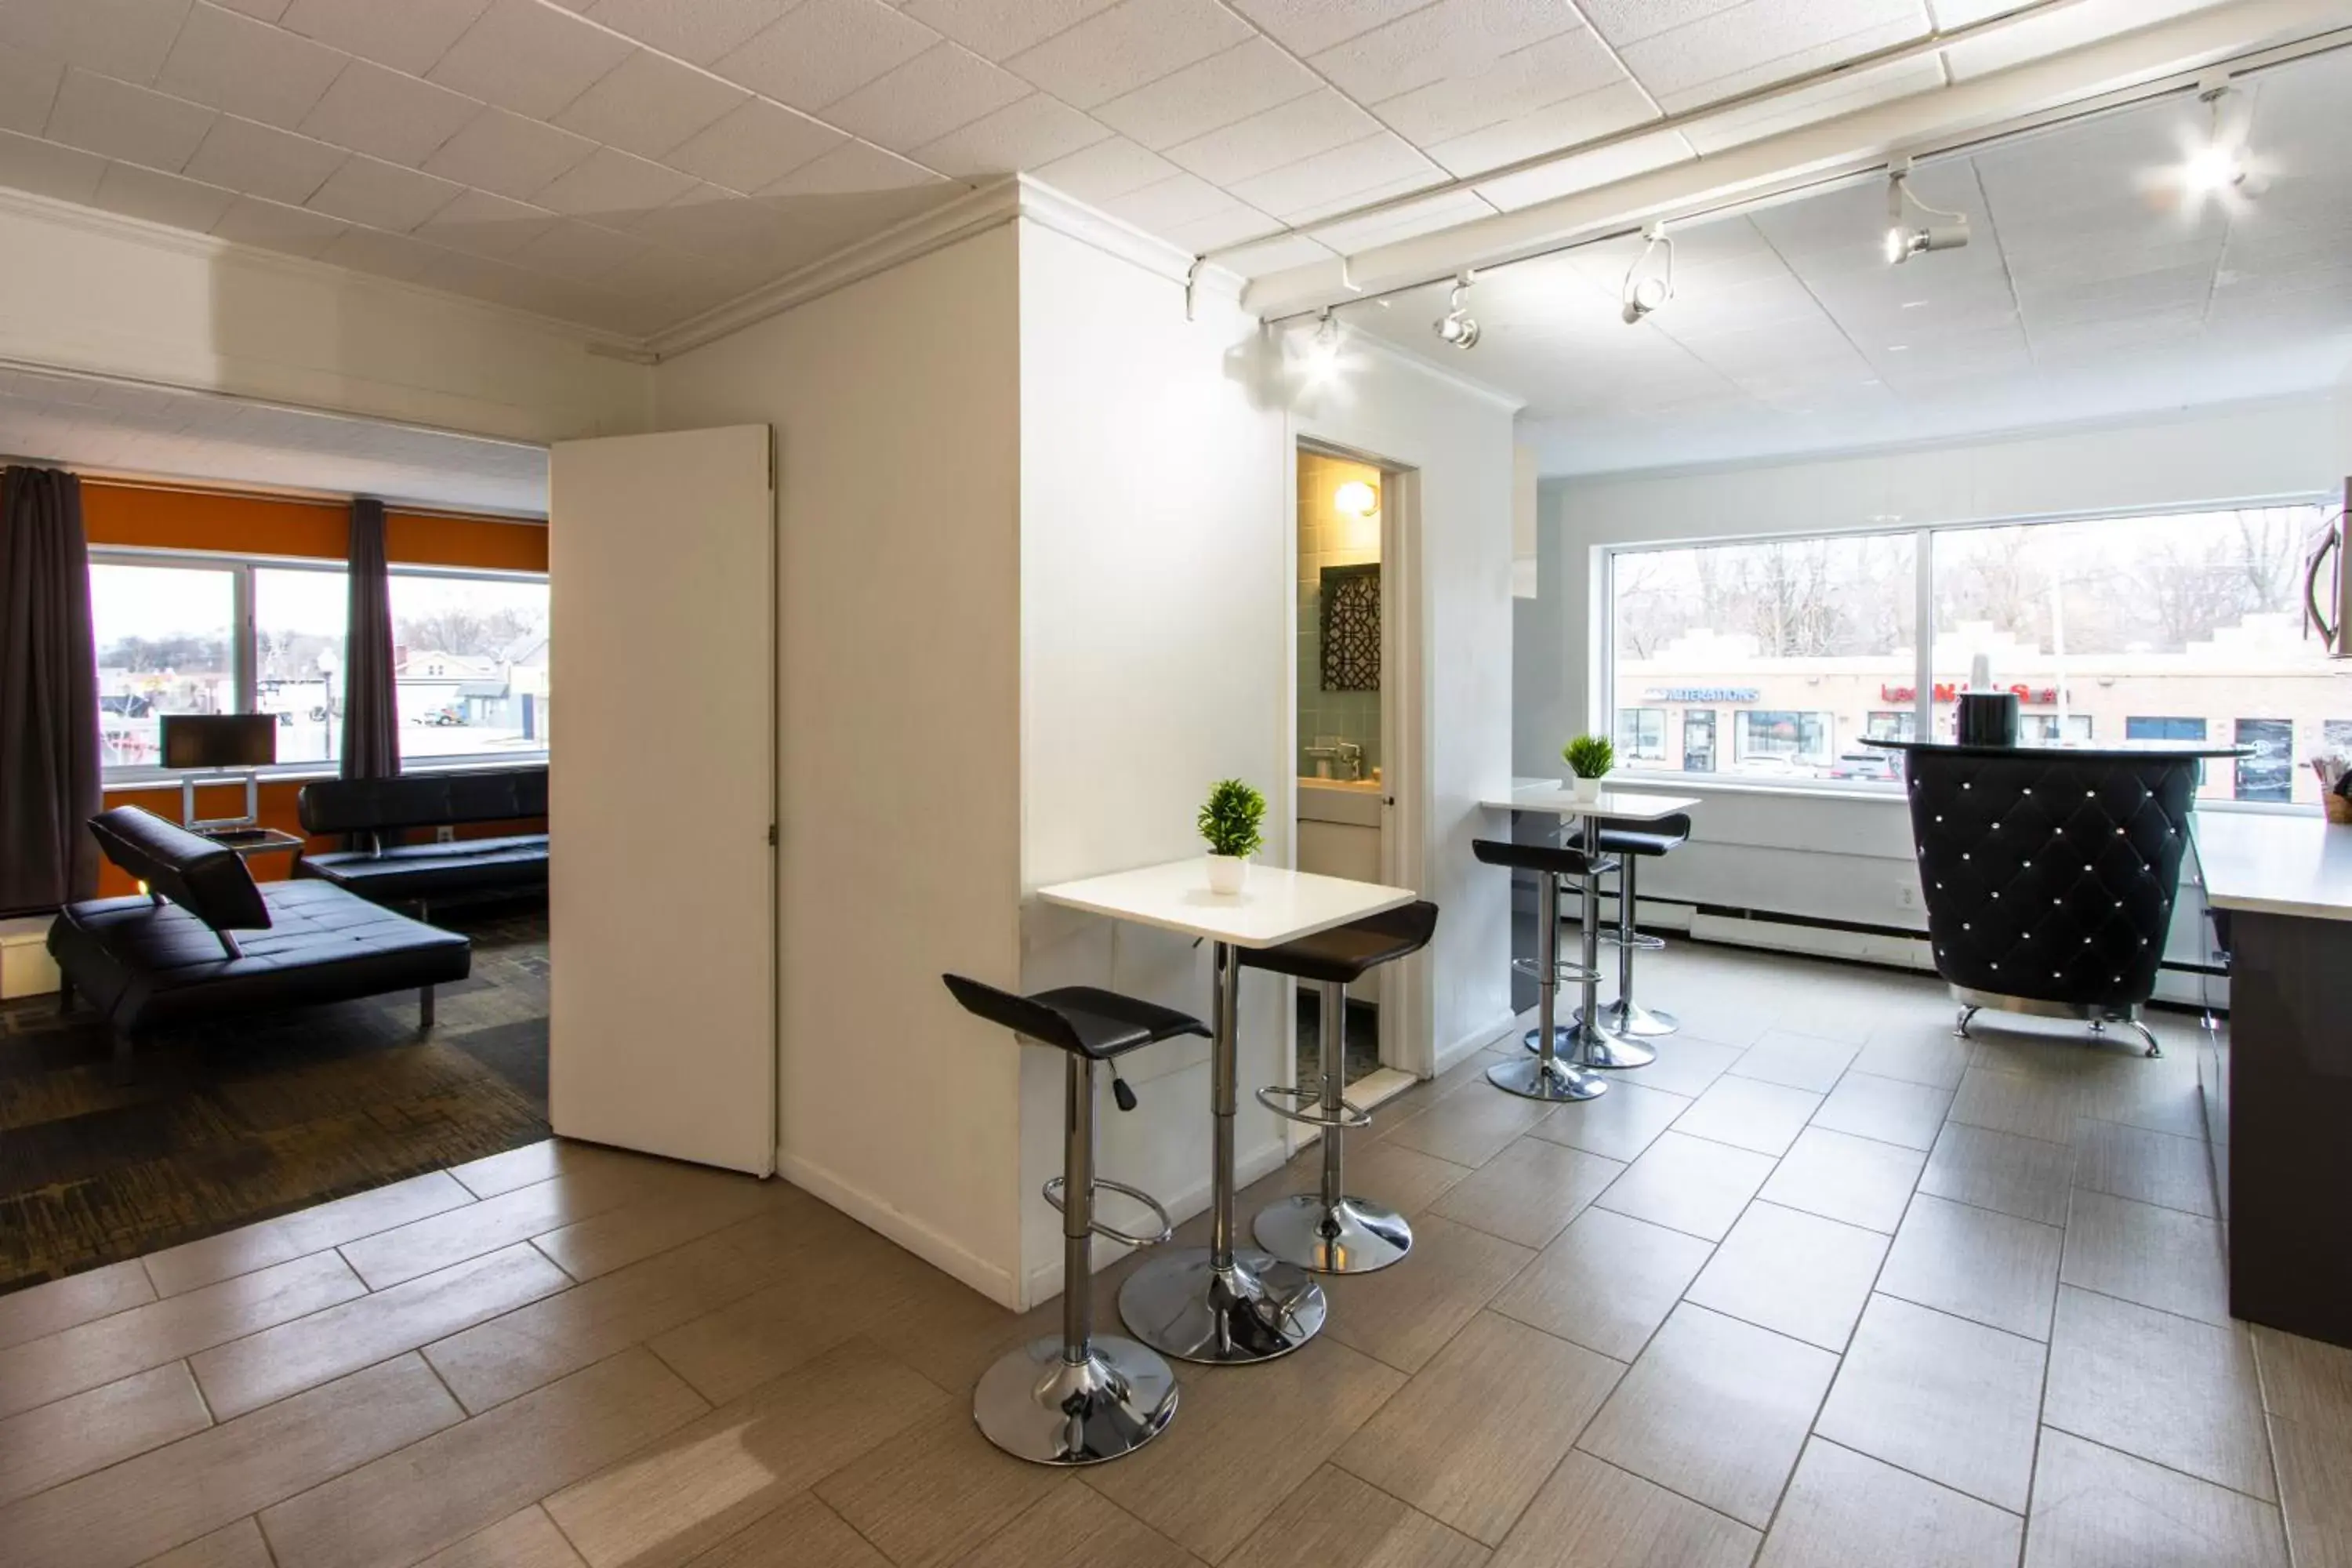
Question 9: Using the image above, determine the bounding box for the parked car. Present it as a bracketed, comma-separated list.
[1828, 752, 1900, 782]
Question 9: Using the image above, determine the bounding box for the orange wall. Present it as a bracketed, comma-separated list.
[89, 482, 549, 895]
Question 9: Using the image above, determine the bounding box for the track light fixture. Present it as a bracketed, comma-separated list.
[1621, 224, 1675, 325]
[1432, 273, 1479, 349]
[2183, 76, 2267, 198]
[1299, 307, 1342, 381]
[1883, 158, 1969, 265]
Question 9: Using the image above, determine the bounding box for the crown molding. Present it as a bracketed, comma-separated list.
[1014, 174, 1247, 305]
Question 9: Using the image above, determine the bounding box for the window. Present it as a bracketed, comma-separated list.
[1616, 707, 1666, 760]
[95, 550, 547, 777]
[1604, 503, 2347, 804]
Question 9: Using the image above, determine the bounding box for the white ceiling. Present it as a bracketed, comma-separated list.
[1345, 41, 2352, 474]
[0, 365, 549, 510]
[0, 0, 2255, 339]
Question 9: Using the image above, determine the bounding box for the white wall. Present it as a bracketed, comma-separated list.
[1514, 393, 2352, 967]
[0, 190, 648, 444]
[653, 227, 1028, 1303]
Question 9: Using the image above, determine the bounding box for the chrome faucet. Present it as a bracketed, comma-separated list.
[1334, 739, 1364, 781]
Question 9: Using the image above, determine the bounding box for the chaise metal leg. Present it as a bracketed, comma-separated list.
[2125, 1018, 2162, 1058]
[1254, 981, 1411, 1273]
[1492, 870, 1606, 1102]
[1954, 1004, 1979, 1039]
[419, 985, 436, 1032]
[975, 1054, 1178, 1465]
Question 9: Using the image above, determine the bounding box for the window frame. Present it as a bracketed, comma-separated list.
[1596, 492, 2332, 809]
[93, 545, 550, 783]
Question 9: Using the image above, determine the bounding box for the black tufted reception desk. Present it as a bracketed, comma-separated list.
[1867, 739, 2243, 1054]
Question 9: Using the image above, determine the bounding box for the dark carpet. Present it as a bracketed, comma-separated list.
[0, 906, 550, 1294]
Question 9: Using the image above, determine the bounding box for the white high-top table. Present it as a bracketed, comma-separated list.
[1036, 858, 1415, 1365]
[1481, 784, 1700, 1098]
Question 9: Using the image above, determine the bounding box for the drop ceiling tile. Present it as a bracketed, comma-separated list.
[1230, 131, 1441, 223]
[636, 182, 798, 260]
[667, 96, 844, 192]
[209, 191, 347, 255]
[299, 60, 481, 166]
[0, 49, 63, 136]
[303, 151, 463, 229]
[1003, 0, 1251, 111]
[1312, 186, 1497, 251]
[1370, 28, 1631, 148]
[508, 216, 652, 281]
[184, 114, 347, 203]
[1308, 0, 1577, 105]
[533, 143, 699, 223]
[1682, 53, 1942, 154]
[412, 184, 556, 256]
[157, 2, 351, 128]
[712, 0, 938, 111]
[900, 0, 1121, 60]
[0, 0, 193, 85]
[45, 69, 218, 171]
[758, 143, 953, 240]
[278, 0, 492, 77]
[1619, 0, 1926, 112]
[1942, 0, 2220, 81]
[1423, 77, 1659, 177]
[824, 42, 1029, 153]
[909, 90, 1108, 178]
[1224, 0, 1431, 57]
[1161, 88, 1382, 187]
[213, 0, 291, 16]
[551, 47, 747, 161]
[426, 0, 634, 120]
[0, 127, 106, 202]
[1031, 133, 1176, 204]
[760, 136, 942, 195]
[316, 222, 445, 280]
[89, 160, 240, 230]
[1161, 200, 1278, 251]
[1473, 123, 1690, 209]
[1100, 170, 1240, 230]
[1091, 38, 1318, 151]
[422, 107, 596, 201]
[580, 0, 795, 66]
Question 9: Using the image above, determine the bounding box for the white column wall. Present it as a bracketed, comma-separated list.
[652, 227, 1028, 1303]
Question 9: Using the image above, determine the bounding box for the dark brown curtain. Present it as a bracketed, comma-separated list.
[0, 466, 101, 913]
[340, 496, 400, 779]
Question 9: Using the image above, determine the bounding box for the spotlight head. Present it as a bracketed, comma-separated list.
[1433, 278, 1479, 350]
[1621, 274, 1670, 325]
[1298, 309, 1342, 381]
[1619, 227, 1674, 325]
[1887, 213, 1968, 265]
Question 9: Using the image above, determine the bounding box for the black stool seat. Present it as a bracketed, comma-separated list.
[1240, 901, 1439, 985]
[942, 976, 1207, 1060]
[1472, 838, 1614, 880]
[1569, 813, 1691, 858]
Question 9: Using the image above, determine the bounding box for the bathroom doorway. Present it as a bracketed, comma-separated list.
[1293, 444, 1407, 1102]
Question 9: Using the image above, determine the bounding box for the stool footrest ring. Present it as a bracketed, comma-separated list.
[1044, 1176, 1174, 1248]
[1512, 956, 1604, 984]
[1253, 1083, 1372, 1131]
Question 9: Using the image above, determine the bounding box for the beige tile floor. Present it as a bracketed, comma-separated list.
[2, 942, 2348, 1567]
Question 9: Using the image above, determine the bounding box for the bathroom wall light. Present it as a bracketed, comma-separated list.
[1432, 274, 1479, 349]
[1621, 225, 1674, 325]
[1334, 480, 1379, 517]
[1884, 158, 1969, 265]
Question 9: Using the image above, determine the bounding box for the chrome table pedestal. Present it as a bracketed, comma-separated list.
[1491, 863, 1608, 1102]
[1120, 942, 1328, 1363]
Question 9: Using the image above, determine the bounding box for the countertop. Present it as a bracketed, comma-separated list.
[2197, 811, 2352, 924]
[1035, 858, 1416, 948]
[1864, 739, 2249, 760]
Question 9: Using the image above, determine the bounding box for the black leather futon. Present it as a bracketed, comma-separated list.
[49, 806, 471, 1067]
[295, 767, 547, 912]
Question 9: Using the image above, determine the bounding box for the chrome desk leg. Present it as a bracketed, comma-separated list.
[1120, 941, 1327, 1364]
[1492, 869, 1606, 1102]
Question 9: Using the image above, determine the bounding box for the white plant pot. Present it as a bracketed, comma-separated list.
[1571, 775, 1603, 803]
[1206, 855, 1248, 895]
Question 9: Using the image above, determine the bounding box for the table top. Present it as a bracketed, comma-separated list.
[1864, 739, 2249, 761]
[1482, 783, 1702, 821]
[2195, 811, 2352, 924]
[1035, 858, 1416, 949]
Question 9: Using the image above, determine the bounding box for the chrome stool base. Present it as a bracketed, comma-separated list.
[973, 1334, 1178, 1466]
[1120, 1247, 1327, 1364]
[1526, 1020, 1658, 1069]
[1573, 998, 1679, 1039]
[1489, 1053, 1606, 1102]
[1254, 1192, 1411, 1275]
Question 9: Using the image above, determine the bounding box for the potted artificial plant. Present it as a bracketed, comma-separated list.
[1198, 778, 1267, 895]
[1563, 734, 1615, 803]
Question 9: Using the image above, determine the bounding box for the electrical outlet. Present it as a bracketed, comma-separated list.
[1896, 884, 1918, 909]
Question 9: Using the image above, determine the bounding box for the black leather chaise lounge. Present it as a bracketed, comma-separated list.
[294, 767, 547, 916]
[49, 806, 471, 1070]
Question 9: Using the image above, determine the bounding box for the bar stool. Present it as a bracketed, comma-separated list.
[1247, 901, 1441, 1274]
[1567, 813, 1690, 1040]
[942, 975, 1204, 1466]
[1473, 839, 1612, 1102]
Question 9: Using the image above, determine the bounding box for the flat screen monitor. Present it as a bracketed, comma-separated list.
[160, 713, 278, 771]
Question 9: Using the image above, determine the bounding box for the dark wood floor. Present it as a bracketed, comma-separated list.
[0, 907, 550, 1294]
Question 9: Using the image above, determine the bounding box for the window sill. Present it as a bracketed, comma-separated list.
[103, 754, 549, 791]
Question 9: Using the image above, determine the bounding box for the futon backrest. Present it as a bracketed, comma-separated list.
[86, 806, 271, 932]
[296, 768, 547, 837]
